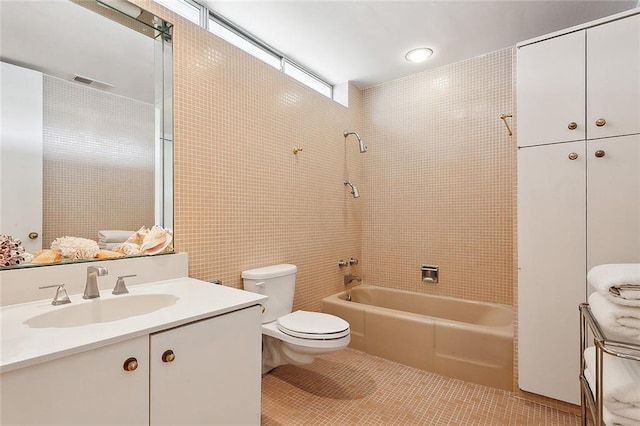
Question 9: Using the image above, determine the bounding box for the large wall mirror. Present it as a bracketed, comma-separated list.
[0, 0, 173, 269]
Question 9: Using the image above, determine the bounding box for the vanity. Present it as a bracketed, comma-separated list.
[0, 259, 267, 425]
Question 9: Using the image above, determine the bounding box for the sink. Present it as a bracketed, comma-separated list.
[23, 294, 179, 328]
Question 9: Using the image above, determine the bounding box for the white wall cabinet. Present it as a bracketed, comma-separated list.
[518, 13, 640, 148]
[0, 305, 262, 425]
[517, 11, 640, 405]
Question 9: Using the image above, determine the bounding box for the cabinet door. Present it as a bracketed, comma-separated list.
[517, 31, 585, 147]
[517, 141, 586, 404]
[0, 336, 149, 425]
[587, 134, 640, 269]
[150, 305, 262, 425]
[587, 14, 640, 139]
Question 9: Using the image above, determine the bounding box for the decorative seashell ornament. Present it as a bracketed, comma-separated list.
[0, 235, 27, 267]
[113, 242, 141, 256]
[140, 226, 173, 255]
[51, 236, 100, 260]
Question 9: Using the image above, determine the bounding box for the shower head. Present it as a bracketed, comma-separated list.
[343, 130, 368, 153]
[344, 181, 360, 198]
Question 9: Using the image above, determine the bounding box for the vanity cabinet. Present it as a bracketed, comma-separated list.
[0, 305, 262, 425]
[0, 336, 149, 425]
[150, 305, 262, 425]
[517, 10, 640, 404]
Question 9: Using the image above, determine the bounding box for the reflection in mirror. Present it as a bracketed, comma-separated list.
[0, 0, 173, 269]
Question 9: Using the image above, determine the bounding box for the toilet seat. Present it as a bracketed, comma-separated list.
[276, 311, 350, 340]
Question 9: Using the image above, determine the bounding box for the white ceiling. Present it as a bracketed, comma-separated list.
[203, 0, 638, 88]
[1, 0, 637, 101]
[0, 0, 155, 103]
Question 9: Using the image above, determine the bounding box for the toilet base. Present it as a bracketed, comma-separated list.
[261, 334, 350, 374]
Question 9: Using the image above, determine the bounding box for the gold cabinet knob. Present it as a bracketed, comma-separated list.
[28, 232, 39, 240]
[594, 150, 606, 158]
[567, 122, 577, 130]
[595, 118, 606, 127]
[161, 350, 175, 363]
[123, 357, 138, 372]
[568, 152, 579, 160]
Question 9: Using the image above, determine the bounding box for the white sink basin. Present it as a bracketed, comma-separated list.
[23, 294, 179, 328]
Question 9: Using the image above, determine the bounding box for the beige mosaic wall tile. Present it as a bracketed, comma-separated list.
[136, 0, 363, 313]
[361, 48, 516, 306]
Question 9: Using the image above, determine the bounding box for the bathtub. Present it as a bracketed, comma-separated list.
[322, 285, 513, 391]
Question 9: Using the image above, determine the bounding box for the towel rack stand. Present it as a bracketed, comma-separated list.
[579, 303, 640, 426]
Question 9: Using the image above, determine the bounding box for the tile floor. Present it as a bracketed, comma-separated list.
[261, 348, 583, 425]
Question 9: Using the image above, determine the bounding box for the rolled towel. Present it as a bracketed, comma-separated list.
[588, 264, 640, 307]
[98, 230, 135, 249]
[584, 346, 640, 425]
[589, 292, 640, 340]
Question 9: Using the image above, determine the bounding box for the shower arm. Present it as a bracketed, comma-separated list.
[343, 130, 368, 153]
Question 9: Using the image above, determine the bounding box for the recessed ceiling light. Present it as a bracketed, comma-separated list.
[405, 47, 434, 63]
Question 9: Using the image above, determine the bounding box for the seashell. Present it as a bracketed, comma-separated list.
[0, 235, 28, 267]
[124, 226, 149, 246]
[51, 236, 99, 260]
[32, 249, 62, 264]
[112, 242, 141, 256]
[140, 226, 173, 255]
[95, 249, 125, 259]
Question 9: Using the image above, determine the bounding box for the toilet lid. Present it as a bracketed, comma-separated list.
[277, 311, 350, 340]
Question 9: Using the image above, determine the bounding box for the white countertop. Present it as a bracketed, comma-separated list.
[0, 278, 267, 373]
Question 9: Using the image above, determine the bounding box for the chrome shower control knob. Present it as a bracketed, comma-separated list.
[349, 258, 359, 265]
[337, 260, 348, 268]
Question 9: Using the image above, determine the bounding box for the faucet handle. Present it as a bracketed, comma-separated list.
[39, 284, 71, 306]
[113, 275, 136, 295]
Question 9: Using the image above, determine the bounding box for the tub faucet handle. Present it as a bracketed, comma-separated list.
[337, 260, 348, 268]
[349, 257, 359, 265]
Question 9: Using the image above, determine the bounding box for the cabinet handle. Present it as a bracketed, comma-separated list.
[567, 122, 578, 130]
[161, 350, 175, 363]
[595, 118, 606, 127]
[568, 152, 579, 160]
[123, 357, 138, 372]
[594, 150, 606, 158]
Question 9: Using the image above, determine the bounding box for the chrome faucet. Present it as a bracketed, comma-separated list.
[344, 274, 362, 285]
[84, 266, 108, 299]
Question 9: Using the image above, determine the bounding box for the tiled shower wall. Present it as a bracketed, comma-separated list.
[361, 49, 517, 306]
[136, 1, 363, 313]
[42, 75, 155, 247]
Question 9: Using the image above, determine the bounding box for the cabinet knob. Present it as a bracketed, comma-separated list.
[123, 357, 138, 372]
[161, 350, 175, 363]
[567, 122, 578, 130]
[594, 150, 606, 158]
[568, 152, 579, 160]
[28, 232, 39, 240]
[595, 118, 606, 127]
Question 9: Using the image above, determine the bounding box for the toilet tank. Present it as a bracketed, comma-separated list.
[242, 264, 297, 323]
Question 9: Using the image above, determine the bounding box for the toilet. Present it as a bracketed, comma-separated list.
[242, 264, 350, 374]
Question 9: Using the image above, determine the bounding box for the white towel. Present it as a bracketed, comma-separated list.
[588, 264, 640, 307]
[97, 230, 134, 249]
[590, 292, 640, 339]
[584, 346, 640, 425]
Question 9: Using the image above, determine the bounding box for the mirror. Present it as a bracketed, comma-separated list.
[0, 0, 173, 269]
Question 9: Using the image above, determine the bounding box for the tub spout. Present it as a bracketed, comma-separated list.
[344, 274, 362, 285]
